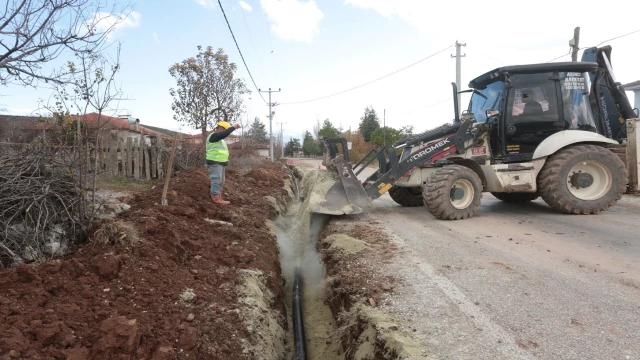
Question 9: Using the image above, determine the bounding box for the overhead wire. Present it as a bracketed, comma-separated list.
[545, 48, 572, 63]
[545, 28, 640, 63]
[595, 28, 640, 47]
[280, 44, 455, 105]
[399, 98, 453, 117]
[217, 0, 267, 104]
[261, 7, 275, 53]
[257, 4, 281, 88]
[238, 3, 270, 85]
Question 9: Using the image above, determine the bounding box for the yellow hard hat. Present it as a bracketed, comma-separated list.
[217, 121, 231, 129]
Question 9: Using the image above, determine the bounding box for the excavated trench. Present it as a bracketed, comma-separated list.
[275, 168, 345, 359]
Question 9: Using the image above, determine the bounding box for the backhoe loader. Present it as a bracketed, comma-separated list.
[315, 45, 639, 220]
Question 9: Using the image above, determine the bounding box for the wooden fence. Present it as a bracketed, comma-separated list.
[96, 130, 166, 180]
[95, 130, 206, 181]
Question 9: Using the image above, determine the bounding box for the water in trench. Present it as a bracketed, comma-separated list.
[276, 170, 345, 359]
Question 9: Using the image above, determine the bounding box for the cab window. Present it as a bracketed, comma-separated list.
[468, 80, 504, 123]
[559, 72, 597, 132]
[507, 73, 559, 123]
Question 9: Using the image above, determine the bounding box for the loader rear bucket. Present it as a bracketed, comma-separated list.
[311, 157, 372, 215]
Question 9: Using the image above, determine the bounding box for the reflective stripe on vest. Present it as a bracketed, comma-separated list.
[206, 139, 229, 162]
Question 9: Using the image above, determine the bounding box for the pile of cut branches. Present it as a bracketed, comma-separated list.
[0, 144, 89, 267]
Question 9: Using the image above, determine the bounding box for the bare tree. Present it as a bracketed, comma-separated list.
[169, 46, 250, 144]
[0, 0, 134, 86]
[40, 43, 124, 205]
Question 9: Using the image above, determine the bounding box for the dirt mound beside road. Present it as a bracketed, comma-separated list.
[0, 161, 291, 359]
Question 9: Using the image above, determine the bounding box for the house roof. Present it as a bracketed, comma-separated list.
[0, 114, 48, 129]
[623, 80, 640, 91]
[24, 113, 167, 137]
[228, 141, 268, 150]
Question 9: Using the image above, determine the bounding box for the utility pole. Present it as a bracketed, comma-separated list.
[570, 27, 580, 62]
[383, 109, 386, 146]
[278, 121, 287, 158]
[451, 41, 466, 110]
[259, 87, 281, 162]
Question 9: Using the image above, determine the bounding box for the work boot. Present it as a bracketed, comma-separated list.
[219, 191, 231, 205]
[211, 193, 230, 205]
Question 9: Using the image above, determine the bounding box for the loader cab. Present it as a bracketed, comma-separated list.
[467, 62, 600, 162]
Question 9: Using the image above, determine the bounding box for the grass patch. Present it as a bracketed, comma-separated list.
[95, 178, 157, 192]
[93, 220, 139, 246]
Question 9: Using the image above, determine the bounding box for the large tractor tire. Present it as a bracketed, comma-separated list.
[537, 144, 627, 214]
[423, 165, 483, 220]
[490, 192, 539, 203]
[389, 185, 424, 207]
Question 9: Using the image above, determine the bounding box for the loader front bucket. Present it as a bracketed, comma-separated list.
[311, 157, 372, 215]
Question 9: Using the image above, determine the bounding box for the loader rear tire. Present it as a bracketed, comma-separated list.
[389, 185, 423, 207]
[490, 192, 539, 203]
[423, 165, 483, 220]
[537, 145, 627, 214]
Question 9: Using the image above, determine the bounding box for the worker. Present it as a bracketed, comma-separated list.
[206, 121, 241, 205]
[521, 88, 543, 116]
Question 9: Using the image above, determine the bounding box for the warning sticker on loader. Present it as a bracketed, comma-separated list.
[562, 72, 586, 91]
[506, 144, 520, 153]
[472, 146, 487, 155]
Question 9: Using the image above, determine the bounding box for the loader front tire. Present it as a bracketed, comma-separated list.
[537, 145, 627, 214]
[490, 192, 539, 203]
[423, 165, 483, 220]
[389, 185, 423, 207]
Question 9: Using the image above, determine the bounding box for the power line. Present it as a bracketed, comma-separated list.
[238, 3, 269, 85]
[398, 98, 453, 117]
[595, 28, 640, 47]
[545, 48, 572, 63]
[217, 0, 267, 104]
[280, 44, 454, 105]
[261, 7, 275, 53]
[545, 28, 640, 63]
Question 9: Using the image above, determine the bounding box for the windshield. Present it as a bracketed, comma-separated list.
[468, 81, 505, 122]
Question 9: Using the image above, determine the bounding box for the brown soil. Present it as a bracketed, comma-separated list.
[317, 216, 401, 359]
[0, 159, 291, 359]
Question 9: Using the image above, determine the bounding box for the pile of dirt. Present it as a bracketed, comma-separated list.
[0, 160, 292, 359]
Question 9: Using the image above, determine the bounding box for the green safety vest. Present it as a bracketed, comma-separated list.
[206, 139, 229, 162]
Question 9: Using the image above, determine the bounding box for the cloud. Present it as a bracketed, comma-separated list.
[238, 0, 252, 11]
[153, 32, 160, 43]
[260, 0, 323, 43]
[194, 0, 216, 8]
[343, 0, 591, 48]
[90, 11, 141, 41]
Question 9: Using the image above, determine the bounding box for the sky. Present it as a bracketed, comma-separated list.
[3, 0, 640, 143]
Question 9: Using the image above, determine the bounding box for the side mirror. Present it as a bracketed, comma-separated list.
[486, 109, 500, 118]
[634, 108, 639, 118]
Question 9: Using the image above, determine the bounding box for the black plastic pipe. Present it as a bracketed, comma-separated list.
[293, 267, 306, 360]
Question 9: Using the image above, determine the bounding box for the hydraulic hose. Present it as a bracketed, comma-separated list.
[293, 267, 306, 360]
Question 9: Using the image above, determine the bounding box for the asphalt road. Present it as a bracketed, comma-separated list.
[370, 192, 640, 360]
[292, 158, 640, 360]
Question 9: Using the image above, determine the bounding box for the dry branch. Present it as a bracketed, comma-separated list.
[0, 143, 90, 267]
